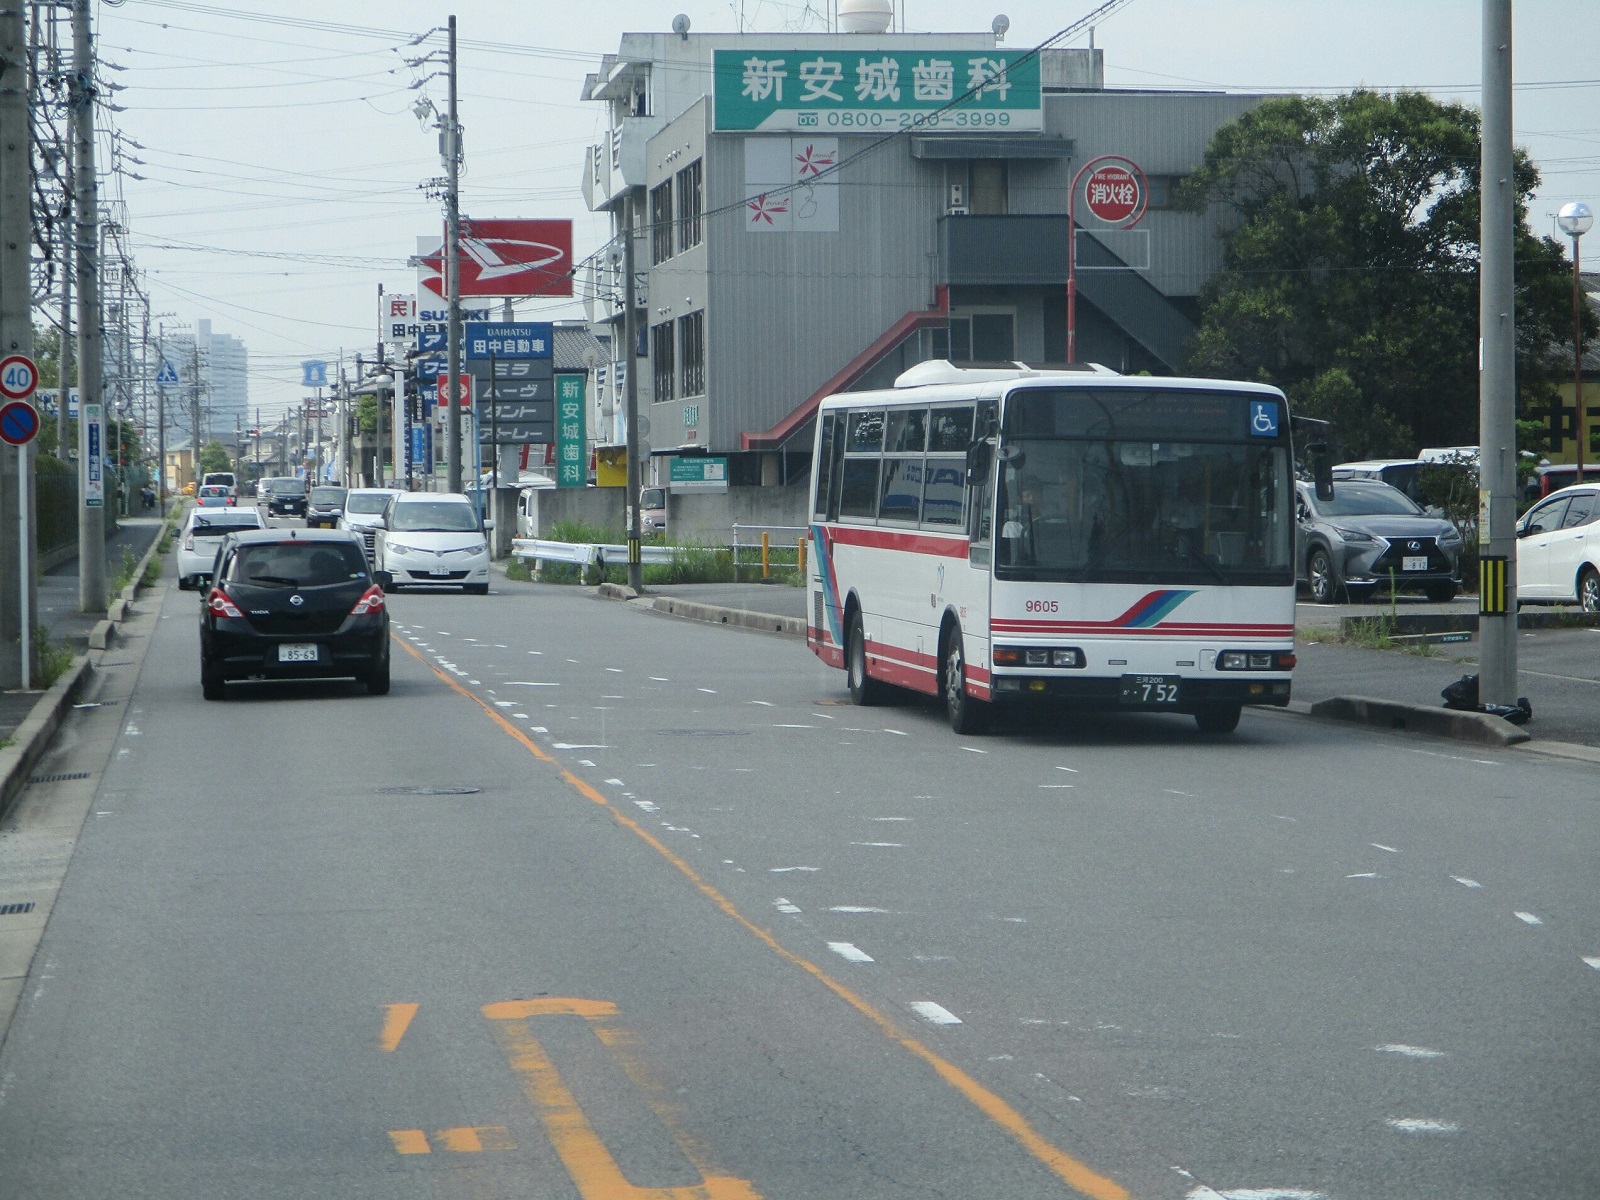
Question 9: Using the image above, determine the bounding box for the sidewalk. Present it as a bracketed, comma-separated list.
[0, 518, 165, 749]
[634, 581, 1599, 749]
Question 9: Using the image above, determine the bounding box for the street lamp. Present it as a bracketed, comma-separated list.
[1557, 201, 1594, 481]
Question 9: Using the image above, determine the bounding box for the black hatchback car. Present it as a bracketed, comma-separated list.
[305, 485, 348, 528]
[266, 477, 308, 518]
[199, 528, 389, 699]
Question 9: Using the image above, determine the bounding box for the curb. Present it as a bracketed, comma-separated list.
[0, 656, 93, 822]
[648, 596, 805, 638]
[1308, 694, 1530, 746]
[596, 582, 641, 601]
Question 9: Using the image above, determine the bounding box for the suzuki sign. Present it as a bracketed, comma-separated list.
[418, 218, 574, 298]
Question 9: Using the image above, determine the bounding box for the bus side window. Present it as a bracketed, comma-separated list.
[827, 414, 848, 520]
[968, 461, 992, 567]
[814, 414, 835, 520]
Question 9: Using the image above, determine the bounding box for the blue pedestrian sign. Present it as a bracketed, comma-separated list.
[155, 359, 179, 385]
[1248, 400, 1280, 439]
[301, 360, 328, 388]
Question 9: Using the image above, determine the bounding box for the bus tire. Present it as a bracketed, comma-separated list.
[846, 611, 887, 706]
[1194, 703, 1241, 734]
[942, 627, 989, 735]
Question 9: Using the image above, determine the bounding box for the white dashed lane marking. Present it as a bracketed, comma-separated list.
[827, 942, 873, 963]
[1515, 911, 1543, 926]
[910, 1001, 961, 1025]
[1376, 1044, 1445, 1059]
[1452, 877, 1482, 889]
[1387, 1118, 1460, 1134]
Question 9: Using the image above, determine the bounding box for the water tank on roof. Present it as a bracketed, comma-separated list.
[839, 0, 893, 34]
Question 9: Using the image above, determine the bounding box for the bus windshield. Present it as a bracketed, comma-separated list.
[995, 396, 1293, 585]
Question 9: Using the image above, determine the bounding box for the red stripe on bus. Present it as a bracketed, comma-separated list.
[823, 525, 970, 559]
[991, 620, 1292, 637]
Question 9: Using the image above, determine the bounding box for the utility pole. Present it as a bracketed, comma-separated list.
[71, 0, 103, 612]
[443, 13, 462, 494]
[623, 193, 642, 591]
[56, 142, 71, 460]
[1, 0, 35, 686]
[1478, 0, 1518, 705]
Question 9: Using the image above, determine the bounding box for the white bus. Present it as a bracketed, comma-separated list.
[806, 361, 1300, 734]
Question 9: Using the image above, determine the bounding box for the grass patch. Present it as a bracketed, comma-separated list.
[110, 546, 139, 599]
[1343, 614, 1398, 650]
[504, 557, 533, 582]
[32, 626, 76, 689]
[1298, 626, 1342, 644]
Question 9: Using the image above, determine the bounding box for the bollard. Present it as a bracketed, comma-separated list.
[761, 531, 770, 579]
[797, 535, 806, 578]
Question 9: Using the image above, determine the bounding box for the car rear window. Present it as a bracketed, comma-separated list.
[229, 542, 368, 587]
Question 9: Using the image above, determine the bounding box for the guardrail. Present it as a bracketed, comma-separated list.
[510, 539, 680, 569]
[731, 523, 808, 581]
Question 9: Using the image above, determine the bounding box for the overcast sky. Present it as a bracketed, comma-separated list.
[82, 0, 1600, 419]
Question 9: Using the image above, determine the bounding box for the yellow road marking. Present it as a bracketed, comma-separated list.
[388, 1129, 431, 1155]
[484, 998, 759, 1200]
[397, 635, 1133, 1200]
[388, 1126, 515, 1155]
[380, 1002, 419, 1052]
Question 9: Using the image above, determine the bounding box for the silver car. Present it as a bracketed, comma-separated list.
[1296, 480, 1463, 603]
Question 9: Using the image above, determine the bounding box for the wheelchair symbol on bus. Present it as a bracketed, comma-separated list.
[1248, 401, 1279, 438]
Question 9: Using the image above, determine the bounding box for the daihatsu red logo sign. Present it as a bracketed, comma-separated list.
[421, 218, 573, 297]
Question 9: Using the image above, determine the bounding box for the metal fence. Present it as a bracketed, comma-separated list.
[34, 468, 77, 555]
[731, 523, 808, 582]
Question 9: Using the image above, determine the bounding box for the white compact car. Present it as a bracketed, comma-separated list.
[1517, 483, 1600, 609]
[372, 492, 492, 594]
[176, 505, 264, 590]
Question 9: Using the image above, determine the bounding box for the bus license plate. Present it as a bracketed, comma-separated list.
[279, 644, 318, 663]
[1119, 674, 1180, 706]
[1402, 556, 1428, 571]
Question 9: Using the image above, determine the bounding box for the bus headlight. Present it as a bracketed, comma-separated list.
[994, 646, 1085, 669]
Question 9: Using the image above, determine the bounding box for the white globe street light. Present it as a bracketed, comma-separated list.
[1557, 202, 1593, 481]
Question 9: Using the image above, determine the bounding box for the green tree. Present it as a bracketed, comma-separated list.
[197, 440, 232, 475]
[1178, 91, 1592, 458]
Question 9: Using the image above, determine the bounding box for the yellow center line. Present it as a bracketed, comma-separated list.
[394, 634, 1133, 1200]
[379, 1001, 419, 1052]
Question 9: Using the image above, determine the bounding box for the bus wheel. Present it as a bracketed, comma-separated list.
[846, 611, 886, 706]
[943, 628, 989, 735]
[1194, 703, 1241, 734]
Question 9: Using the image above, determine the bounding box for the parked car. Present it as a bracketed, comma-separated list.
[630, 486, 668, 536]
[372, 492, 491, 594]
[1516, 484, 1600, 610]
[1331, 459, 1426, 507]
[199, 528, 389, 700]
[1296, 479, 1463, 603]
[1528, 463, 1600, 501]
[339, 487, 402, 560]
[195, 484, 237, 508]
[305, 485, 348, 528]
[176, 506, 264, 590]
[266, 476, 308, 518]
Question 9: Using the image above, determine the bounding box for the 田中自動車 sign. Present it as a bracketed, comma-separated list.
[713, 48, 1041, 133]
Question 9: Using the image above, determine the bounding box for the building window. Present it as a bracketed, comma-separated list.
[651, 320, 675, 401]
[678, 310, 705, 397]
[947, 311, 1015, 362]
[650, 181, 673, 265]
[970, 160, 1008, 215]
[675, 158, 703, 253]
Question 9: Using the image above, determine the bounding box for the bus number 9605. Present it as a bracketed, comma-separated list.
[1025, 600, 1059, 613]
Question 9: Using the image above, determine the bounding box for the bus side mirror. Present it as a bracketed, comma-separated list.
[1309, 441, 1334, 502]
[966, 441, 993, 486]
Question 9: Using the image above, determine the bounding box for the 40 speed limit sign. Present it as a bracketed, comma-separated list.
[0, 354, 40, 401]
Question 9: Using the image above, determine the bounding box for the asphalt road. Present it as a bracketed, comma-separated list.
[2, 573, 1598, 1199]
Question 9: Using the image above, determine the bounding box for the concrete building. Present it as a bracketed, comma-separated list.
[156, 322, 248, 448]
[579, 23, 1269, 487]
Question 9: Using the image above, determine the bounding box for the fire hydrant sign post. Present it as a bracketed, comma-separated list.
[0, 354, 41, 687]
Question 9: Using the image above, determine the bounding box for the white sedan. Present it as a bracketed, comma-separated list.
[176, 506, 264, 590]
[372, 493, 492, 595]
[1516, 484, 1600, 610]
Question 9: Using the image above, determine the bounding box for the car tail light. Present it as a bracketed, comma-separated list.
[206, 587, 243, 618]
[349, 585, 385, 616]
[183, 533, 194, 551]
